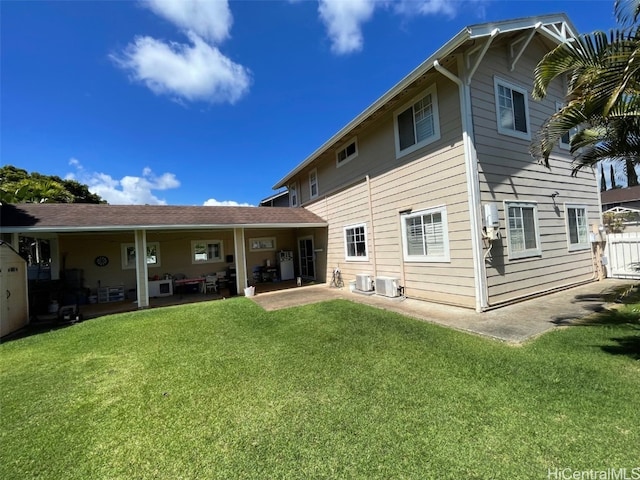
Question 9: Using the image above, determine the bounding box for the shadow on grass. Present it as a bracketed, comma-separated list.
[601, 331, 640, 360]
[549, 283, 640, 360]
[576, 305, 639, 361]
[1, 318, 82, 344]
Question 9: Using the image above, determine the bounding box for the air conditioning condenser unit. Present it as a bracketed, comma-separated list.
[355, 273, 374, 292]
[375, 276, 400, 297]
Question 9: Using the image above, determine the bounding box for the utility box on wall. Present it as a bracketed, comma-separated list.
[0, 241, 29, 337]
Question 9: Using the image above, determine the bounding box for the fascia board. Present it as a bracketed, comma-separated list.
[1, 222, 328, 234]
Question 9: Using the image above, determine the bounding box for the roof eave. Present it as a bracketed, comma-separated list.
[1, 222, 328, 234]
[272, 13, 575, 190]
[270, 26, 471, 190]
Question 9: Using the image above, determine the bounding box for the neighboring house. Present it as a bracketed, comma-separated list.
[0, 203, 327, 315]
[601, 185, 640, 211]
[272, 14, 601, 311]
[259, 189, 290, 207]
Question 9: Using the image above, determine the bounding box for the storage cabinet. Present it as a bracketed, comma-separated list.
[98, 285, 125, 303]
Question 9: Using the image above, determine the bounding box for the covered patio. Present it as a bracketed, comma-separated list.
[0, 203, 327, 330]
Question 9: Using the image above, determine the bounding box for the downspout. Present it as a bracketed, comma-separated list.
[434, 58, 489, 312]
[366, 175, 378, 278]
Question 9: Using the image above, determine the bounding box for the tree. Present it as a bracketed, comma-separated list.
[0, 165, 105, 204]
[531, 0, 640, 186]
[601, 163, 608, 191]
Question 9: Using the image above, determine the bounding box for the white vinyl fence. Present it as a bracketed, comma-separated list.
[605, 232, 640, 279]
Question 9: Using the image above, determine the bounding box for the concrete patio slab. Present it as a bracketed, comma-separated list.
[249, 279, 636, 343]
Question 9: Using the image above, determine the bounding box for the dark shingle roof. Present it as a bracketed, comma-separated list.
[0, 203, 327, 232]
[601, 185, 640, 205]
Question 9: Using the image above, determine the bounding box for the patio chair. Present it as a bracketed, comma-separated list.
[205, 275, 218, 294]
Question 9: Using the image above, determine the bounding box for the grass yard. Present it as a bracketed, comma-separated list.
[1, 297, 639, 479]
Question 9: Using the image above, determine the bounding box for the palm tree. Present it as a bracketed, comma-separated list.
[531, 0, 640, 185]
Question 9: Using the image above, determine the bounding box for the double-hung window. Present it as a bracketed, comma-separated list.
[565, 205, 589, 251]
[394, 85, 440, 158]
[289, 182, 298, 207]
[344, 223, 368, 261]
[401, 206, 450, 262]
[191, 240, 223, 264]
[505, 202, 541, 259]
[494, 77, 530, 140]
[309, 169, 318, 199]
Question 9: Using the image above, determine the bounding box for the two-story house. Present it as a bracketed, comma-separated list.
[272, 14, 601, 312]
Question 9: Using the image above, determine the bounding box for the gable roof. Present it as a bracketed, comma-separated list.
[0, 203, 327, 233]
[272, 13, 577, 190]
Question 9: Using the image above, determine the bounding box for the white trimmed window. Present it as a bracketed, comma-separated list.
[401, 206, 450, 262]
[289, 182, 298, 207]
[336, 137, 358, 167]
[394, 85, 440, 158]
[121, 242, 161, 269]
[505, 202, 541, 259]
[565, 205, 589, 251]
[309, 169, 318, 199]
[344, 223, 368, 261]
[191, 240, 223, 264]
[494, 77, 530, 140]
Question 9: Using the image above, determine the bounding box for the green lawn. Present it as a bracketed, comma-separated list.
[1, 297, 639, 479]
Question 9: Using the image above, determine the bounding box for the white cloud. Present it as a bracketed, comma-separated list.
[113, 0, 250, 105]
[315, 0, 488, 55]
[145, 0, 233, 44]
[203, 198, 253, 207]
[393, 0, 457, 17]
[112, 32, 251, 104]
[318, 0, 376, 55]
[66, 160, 180, 205]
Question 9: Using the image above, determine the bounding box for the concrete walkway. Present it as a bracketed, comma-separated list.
[249, 279, 635, 343]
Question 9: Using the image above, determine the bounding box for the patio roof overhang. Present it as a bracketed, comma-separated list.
[0, 203, 328, 234]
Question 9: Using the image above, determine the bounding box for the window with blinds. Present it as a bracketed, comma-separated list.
[401, 206, 450, 262]
[394, 85, 440, 158]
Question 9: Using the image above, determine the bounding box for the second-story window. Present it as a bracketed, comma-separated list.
[289, 182, 298, 207]
[494, 77, 530, 140]
[394, 85, 440, 158]
[336, 137, 358, 167]
[309, 169, 318, 199]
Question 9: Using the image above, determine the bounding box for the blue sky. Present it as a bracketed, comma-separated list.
[1, 0, 618, 205]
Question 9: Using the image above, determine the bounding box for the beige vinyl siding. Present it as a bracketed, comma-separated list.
[305, 76, 476, 308]
[471, 37, 600, 306]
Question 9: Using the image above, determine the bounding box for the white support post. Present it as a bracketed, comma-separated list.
[134, 229, 149, 308]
